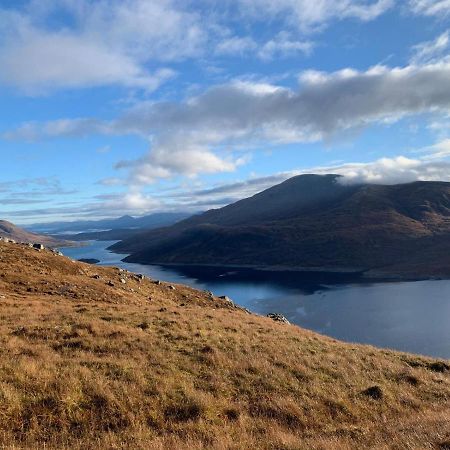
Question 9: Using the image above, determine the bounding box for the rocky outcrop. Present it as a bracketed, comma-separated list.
[267, 313, 290, 324]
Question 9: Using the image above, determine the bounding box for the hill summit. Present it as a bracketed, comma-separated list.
[0, 239, 448, 448]
[111, 175, 450, 279]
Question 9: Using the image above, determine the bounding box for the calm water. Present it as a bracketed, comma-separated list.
[62, 240, 450, 359]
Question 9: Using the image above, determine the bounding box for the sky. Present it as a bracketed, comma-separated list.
[1, 0, 450, 225]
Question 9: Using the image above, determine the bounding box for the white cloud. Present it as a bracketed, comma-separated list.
[0, 29, 175, 93]
[409, 0, 450, 17]
[6, 62, 450, 184]
[215, 33, 313, 60]
[332, 156, 450, 184]
[415, 138, 450, 160]
[257, 32, 314, 60]
[33, 62, 450, 142]
[117, 142, 250, 185]
[428, 115, 450, 139]
[155, 149, 450, 211]
[0, 0, 201, 93]
[104, 191, 160, 211]
[215, 36, 257, 56]
[237, 0, 394, 31]
[410, 31, 450, 64]
[0, 0, 399, 94]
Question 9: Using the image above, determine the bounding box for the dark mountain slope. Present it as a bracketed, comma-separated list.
[184, 174, 359, 226]
[111, 174, 359, 254]
[111, 175, 450, 279]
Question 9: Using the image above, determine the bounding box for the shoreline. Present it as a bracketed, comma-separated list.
[120, 255, 449, 283]
[68, 239, 450, 284]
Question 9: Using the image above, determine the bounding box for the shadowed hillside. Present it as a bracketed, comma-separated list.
[0, 240, 449, 449]
[111, 175, 450, 279]
[0, 220, 72, 248]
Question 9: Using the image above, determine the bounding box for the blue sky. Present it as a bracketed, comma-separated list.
[1, 0, 450, 224]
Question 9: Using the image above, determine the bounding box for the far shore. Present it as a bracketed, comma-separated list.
[120, 255, 449, 283]
[60, 237, 450, 284]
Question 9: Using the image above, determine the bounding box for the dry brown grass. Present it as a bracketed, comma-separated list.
[0, 241, 449, 449]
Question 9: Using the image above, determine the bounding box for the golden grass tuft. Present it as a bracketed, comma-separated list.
[0, 241, 448, 449]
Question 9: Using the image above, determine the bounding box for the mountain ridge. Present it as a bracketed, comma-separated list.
[111, 175, 450, 279]
[27, 211, 193, 234]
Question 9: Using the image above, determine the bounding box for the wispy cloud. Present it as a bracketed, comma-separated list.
[409, 0, 450, 17]
[237, 0, 394, 31]
[215, 33, 313, 60]
[257, 32, 314, 60]
[0, 178, 79, 216]
[410, 31, 450, 64]
[215, 36, 257, 56]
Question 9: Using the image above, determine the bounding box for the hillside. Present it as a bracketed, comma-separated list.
[0, 239, 449, 449]
[0, 220, 72, 248]
[111, 175, 450, 279]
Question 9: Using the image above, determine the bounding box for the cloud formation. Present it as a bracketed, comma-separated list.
[215, 36, 257, 56]
[409, 0, 450, 17]
[0, 0, 201, 92]
[0, 0, 400, 94]
[410, 31, 450, 65]
[237, 0, 394, 31]
[215, 32, 313, 60]
[333, 156, 450, 185]
[257, 32, 314, 60]
[2, 1, 448, 94]
[167, 152, 450, 213]
[7, 62, 450, 184]
[0, 178, 77, 209]
[4, 147, 450, 223]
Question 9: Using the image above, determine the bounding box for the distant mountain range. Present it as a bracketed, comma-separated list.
[0, 220, 72, 247]
[27, 212, 192, 239]
[111, 174, 450, 280]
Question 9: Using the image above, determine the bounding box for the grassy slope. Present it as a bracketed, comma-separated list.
[0, 220, 72, 248]
[0, 241, 449, 449]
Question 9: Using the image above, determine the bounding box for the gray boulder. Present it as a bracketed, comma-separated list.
[267, 313, 290, 324]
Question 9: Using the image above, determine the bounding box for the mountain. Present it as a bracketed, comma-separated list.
[0, 238, 449, 449]
[111, 175, 450, 279]
[28, 212, 192, 234]
[0, 220, 72, 247]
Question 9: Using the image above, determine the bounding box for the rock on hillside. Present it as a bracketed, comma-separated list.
[0, 239, 449, 449]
